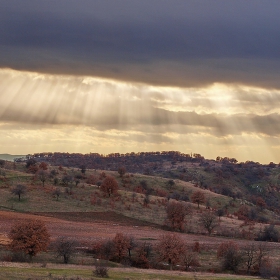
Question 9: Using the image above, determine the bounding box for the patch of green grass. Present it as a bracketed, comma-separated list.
[0, 266, 262, 280]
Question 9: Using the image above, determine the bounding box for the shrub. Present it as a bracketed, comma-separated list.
[94, 261, 109, 278]
[259, 260, 274, 279]
[217, 241, 242, 272]
[257, 224, 279, 242]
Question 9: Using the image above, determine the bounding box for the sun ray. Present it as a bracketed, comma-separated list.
[1, 68, 280, 163]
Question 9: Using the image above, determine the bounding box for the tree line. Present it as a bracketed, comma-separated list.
[5, 219, 279, 277]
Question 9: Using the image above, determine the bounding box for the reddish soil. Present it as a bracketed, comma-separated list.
[1, 210, 280, 252]
[32, 211, 159, 227]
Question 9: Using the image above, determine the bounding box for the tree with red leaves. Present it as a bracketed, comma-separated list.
[118, 166, 126, 177]
[191, 190, 205, 208]
[11, 184, 26, 201]
[112, 232, 130, 262]
[156, 233, 185, 270]
[39, 162, 48, 170]
[37, 169, 49, 187]
[199, 210, 218, 235]
[101, 176, 118, 197]
[256, 197, 266, 211]
[134, 242, 151, 268]
[166, 201, 186, 231]
[9, 219, 50, 261]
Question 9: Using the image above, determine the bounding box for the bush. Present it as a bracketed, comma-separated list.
[94, 261, 109, 278]
[217, 241, 242, 272]
[259, 260, 274, 279]
[257, 224, 279, 242]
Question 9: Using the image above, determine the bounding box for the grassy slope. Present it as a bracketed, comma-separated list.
[1, 163, 280, 277]
[0, 165, 277, 236]
[0, 265, 261, 280]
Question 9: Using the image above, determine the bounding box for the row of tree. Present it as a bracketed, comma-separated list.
[6, 219, 276, 276]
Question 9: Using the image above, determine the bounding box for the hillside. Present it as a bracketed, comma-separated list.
[1, 157, 280, 278]
[0, 154, 25, 161]
[18, 152, 280, 217]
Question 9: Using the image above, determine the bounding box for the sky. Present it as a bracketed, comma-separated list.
[1, 0, 280, 163]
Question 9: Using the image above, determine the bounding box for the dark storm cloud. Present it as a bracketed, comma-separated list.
[1, 0, 280, 87]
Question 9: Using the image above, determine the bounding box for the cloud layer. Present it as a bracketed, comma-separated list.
[1, 1, 280, 87]
[1, 2, 280, 163]
[1, 69, 280, 163]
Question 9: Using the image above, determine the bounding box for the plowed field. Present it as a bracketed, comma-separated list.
[1, 210, 280, 253]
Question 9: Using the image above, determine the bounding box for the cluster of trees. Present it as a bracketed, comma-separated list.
[5, 218, 280, 276]
[91, 232, 200, 271]
[7, 220, 78, 264]
[216, 240, 272, 276]
[17, 151, 205, 174]
[10, 161, 121, 202]
[166, 199, 219, 235]
[6, 219, 199, 271]
[17, 150, 280, 215]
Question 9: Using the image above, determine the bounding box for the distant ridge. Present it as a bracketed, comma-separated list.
[0, 154, 25, 161]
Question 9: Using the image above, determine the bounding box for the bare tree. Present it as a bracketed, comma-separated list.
[80, 165, 86, 174]
[182, 250, 200, 271]
[167, 179, 175, 189]
[54, 236, 78, 264]
[243, 242, 258, 275]
[243, 242, 268, 274]
[37, 169, 49, 187]
[52, 188, 61, 201]
[216, 208, 225, 221]
[199, 210, 219, 235]
[75, 174, 83, 187]
[62, 174, 73, 186]
[11, 184, 26, 201]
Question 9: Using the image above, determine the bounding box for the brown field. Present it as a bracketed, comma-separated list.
[1, 210, 279, 252]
